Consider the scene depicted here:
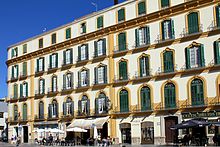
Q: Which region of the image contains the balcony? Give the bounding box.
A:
[10,76,18,82]
[34,114,45,121]
[61,60,73,70]
[47,65,58,73]
[61,85,74,94]
[133,70,153,83]
[133,41,150,51]
[155,65,177,78]
[113,74,130,86]
[77,110,90,118]
[180,24,203,38]
[19,95,28,101]
[47,114,59,121]
[92,52,106,62]
[207,59,220,70]
[8,96,19,103]
[19,72,27,80]
[181,98,208,110]
[19,115,31,123]
[8,117,18,124]
[113,44,129,57]
[111,106,131,115]
[132,104,153,114]
[76,81,90,90]
[60,114,74,121]
[35,68,44,77]
[47,87,59,97]
[180,64,206,75]
[76,56,89,65]
[155,33,175,44]
[35,90,45,99]
[155,101,179,112]
[207,20,220,31]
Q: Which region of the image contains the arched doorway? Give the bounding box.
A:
[120,123,131,144]
[141,121,154,144]
[165,116,178,143]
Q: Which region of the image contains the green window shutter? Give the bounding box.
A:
[14,84,18,99]
[138,1,146,15]
[78,100,82,115]
[198,82,204,104]
[94,67,97,84]
[82,24,86,33]
[52,77,54,91]
[26,83,28,97]
[39,102,44,118]
[63,74,66,89]
[16,65,19,78]
[48,104,52,118]
[94,41,98,57]
[52,33,56,44]
[86,44,89,60]
[145,26,150,44]
[66,28,71,39]
[78,46,81,61]
[86,99,90,115]
[63,50,66,65]
[43,79,45,94]
[118,33,126,51]
[95,98,98,114]
[188,12,199,34]
[36,59,39,72]
[11,49,14,58]
[70,72,74,88]
[42,58,45,71]
[119,61,127,80]
[161,21,165,40]
[23,62,27,76]
[70,102,74,115]
[104,65,107,83]
[23,104,27,120]
[63,102,67,116]
[23,44,27,54]
[164,51,174,73]
[214,41,220,64]
[39,39,43,48]
[135,29,139,47]
[161,0,169,8]
[139,57,143,77]
[87,69,90,86]
[20,84,23,97]
[12,66,14,78]
[171,85,176,107]
[171,20,175,39]
[164,86,169,108]
[70,49,73,64]
[97,16,103,28]
[199,44,205,67]
[56,53,58,67]
[118,9,125,22]
[103,38,106,55]
[185,47,190,69]
[78,71,81,87]
[120,90,128,112]
[216,6,220,27]
[49,55,52,69]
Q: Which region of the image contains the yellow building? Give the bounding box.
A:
[6,0,220,145]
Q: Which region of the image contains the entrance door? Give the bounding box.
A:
[98,122,108,139]
[165,116,178,143]
[23,126,28,143]
[120,123,131,144]
[141,121,154,144]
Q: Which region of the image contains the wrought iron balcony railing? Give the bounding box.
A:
[180,24,203,37]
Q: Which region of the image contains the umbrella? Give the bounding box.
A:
[48,128,64,133]
[66,127,87,132]
[170,119,210,130]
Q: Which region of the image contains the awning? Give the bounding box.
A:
[67,127,87,132]
[34,121,58,126]
[67,116,109,129]
[170,119,210,130]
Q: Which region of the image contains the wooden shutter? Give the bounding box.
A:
[56,53,58,67]
[70,102,74,115]
[94,67,97,84]
[23,104,27,120]
[70,49,73,64]
[16,65,19,78]
[48,104,52,118]
[95,98,98,114]
[39,102,44,118]
[161,21,165,40]
[20,84,23,97]
[78,46,81,61]
[26,83,28,97]
[23,44,27,54]
[12,66,14,78]
[66,28,71,39]
[42,58,45,71]
[199,44,205,67]
[161,0,169,8]
[214,41,220,64]
[138,1,146,15]
[118,33,126,51]
[86,44,89,60]
[23,62,27,76]
[70,72,73,88]
[49,55,52,69]
[94,41,97,57]
[135,29,139,47]
[216,6,220,27]
[14,84,18,99]
[104,65,107,83]
[118,9,125,22]
[97,16,103,28]
[171,20,175,39]
[78,100,82,115]
[63,74,66,90]
[86,99,90,115]
[42,79,45,94]
[63,50,66,65]
[185,48,190,69]
[145,26,150,45]
[11,49,14,58]
[87,69,90,86]
[103,38,106,55]
[139,57,143,77]
[36,59,39,72]
[63,102,67,116]
[188,12,199,34]
[78,71,81,87]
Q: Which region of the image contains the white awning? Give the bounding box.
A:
[67,116,109,129]
[66,127,87,132]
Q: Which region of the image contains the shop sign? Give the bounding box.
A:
[182,111,220,119]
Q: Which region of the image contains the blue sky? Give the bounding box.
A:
[0,0,125,98]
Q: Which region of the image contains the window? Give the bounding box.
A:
[51,33,56,44]
[161,0,170,9]
[23,104,27,120]
[140,86,151,110]
[39,79,45,94]
[63,49,73,65]
[97,16,103,29]
[94,65,107,84]
[14,105,18,121]
[187,12,199,34]
[79,69,89,87]
[63,98,74,116]
[12,65,19,79]
[119,61,128,80]
[78,95,90,115]
[11,47,18,58]
[118,8,125,22]
[22,62,27,76]
[20,82,28,98]
[164,83,176,108]
[191,79,204,106]
[139,56,149,77]
[39,38,43,49]
[161,20,175,40]
[23,44,27,54]
[78,44,88,61]
[63,72,73,90]
[94,39,106,57]
[214,40,220,64]
[66,28,71,39]
[118,32,126,51]
[120,89,129,112]
[185,44,205,69]
[95,93,108,114]
[13,84,18,99]
[36,57,45,72]
[138,1,146,16]
[49,53,58,69]
[39,101,44,119]
[135,26,150,47]
[163,50,174,73]
[216,5,220,27]
[80,23,86,34]
[52,76,57,92]
[48,100,58,118]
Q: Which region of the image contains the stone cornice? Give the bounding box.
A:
[6,0,216,66]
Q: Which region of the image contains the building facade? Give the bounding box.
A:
[6,0,220,145]
[0,99,8,141]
